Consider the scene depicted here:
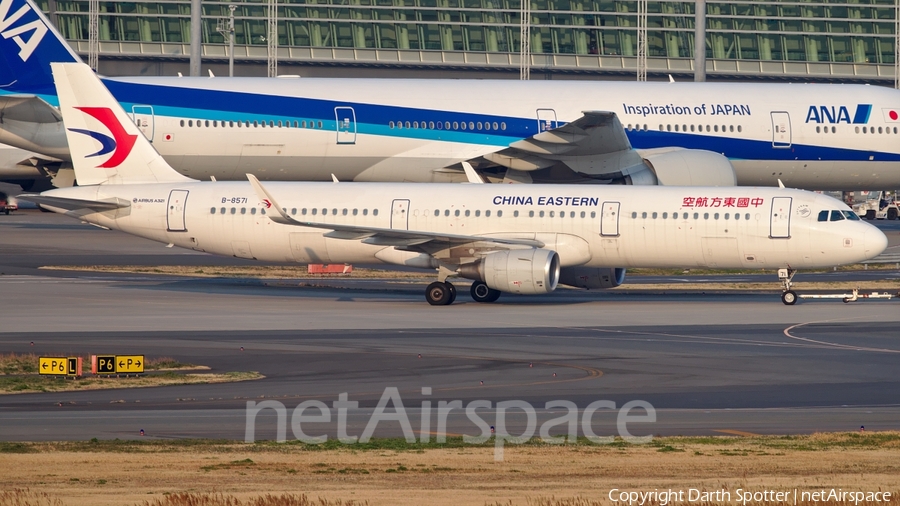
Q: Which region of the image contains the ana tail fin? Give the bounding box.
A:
[51,62,194,185]
[0,0,81,98]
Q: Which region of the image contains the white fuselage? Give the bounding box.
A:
[5,79,900,190]
[45,182,885,274]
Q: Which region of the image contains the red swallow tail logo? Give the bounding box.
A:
[262,199,273,209]
[67,107,138,168]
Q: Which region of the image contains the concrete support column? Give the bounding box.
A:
[190,0,202,76]
[694,0,707,82]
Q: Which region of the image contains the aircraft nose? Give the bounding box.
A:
[863,226,889,260]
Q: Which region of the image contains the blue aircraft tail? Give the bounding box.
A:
[0,0,82,98]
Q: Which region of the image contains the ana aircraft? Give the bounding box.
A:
[22,63,888,305]
[2,0,900,191]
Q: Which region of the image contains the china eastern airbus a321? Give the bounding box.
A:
[23,63,888,305]
[3,0,900,191]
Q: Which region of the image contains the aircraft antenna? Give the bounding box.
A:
[636,0,647,81]
[267,0,278,77]
[217,5,237,77]
[519,0,530,80]
[88,0,98,71]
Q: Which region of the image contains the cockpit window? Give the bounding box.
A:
[817,210,828,222]
[842,210,860,221]
[830,210,845,221]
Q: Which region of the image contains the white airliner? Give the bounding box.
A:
[2,0,900,191]
[22,63,888,306]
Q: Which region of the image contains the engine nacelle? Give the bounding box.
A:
[641,148,736,186]
[558,267,626,289]
[458,249,560,294]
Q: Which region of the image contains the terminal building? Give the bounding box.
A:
[36,0,900,82]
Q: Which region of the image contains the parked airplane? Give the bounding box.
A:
[22,63,888,305]
[3,0,900,191]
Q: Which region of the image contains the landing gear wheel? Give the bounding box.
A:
[426,281,453,306]
[781,290,797,306]
[470,281,501,303]
[446,282,457,304]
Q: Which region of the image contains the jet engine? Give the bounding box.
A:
[639,148,736,186]
[458,248,560,294]
[558,267,626,289]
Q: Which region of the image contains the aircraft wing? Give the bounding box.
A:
[0,95,62,123]
[18,194,130,212]
[247,174,544,249]
[482,111,632,171]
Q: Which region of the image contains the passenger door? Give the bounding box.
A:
[335,106,357,144]
[131,105,155,142]
[770,111,791,148]
[770,196,792,238]
[391,199,410,230]
[167,189,189,232]
[600,201,620,237]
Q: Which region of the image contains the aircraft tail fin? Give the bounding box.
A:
[51,62,194,185]
[0,0,81,98]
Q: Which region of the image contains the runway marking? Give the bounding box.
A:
[783,319,900,354]
[713,429,762,437]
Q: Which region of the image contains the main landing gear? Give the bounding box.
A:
[778,268,797,306]
[425,281,456,306]
[470,281,501,303]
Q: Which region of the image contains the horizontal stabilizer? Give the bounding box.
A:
[18,194,131,211]
[0,95,62,123]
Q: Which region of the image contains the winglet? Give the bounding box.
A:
[246,174,295,225]
[777,178,785,189]
[461,162,484,184]
[331,173,340,183]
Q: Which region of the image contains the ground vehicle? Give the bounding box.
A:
[853,191,900,220]
[0,192,15,215]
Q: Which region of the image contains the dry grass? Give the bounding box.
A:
[1,433,898,506]
[138,493,368,506]
[0,352,259,394]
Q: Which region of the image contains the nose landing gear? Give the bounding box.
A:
[778,268,797,305]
